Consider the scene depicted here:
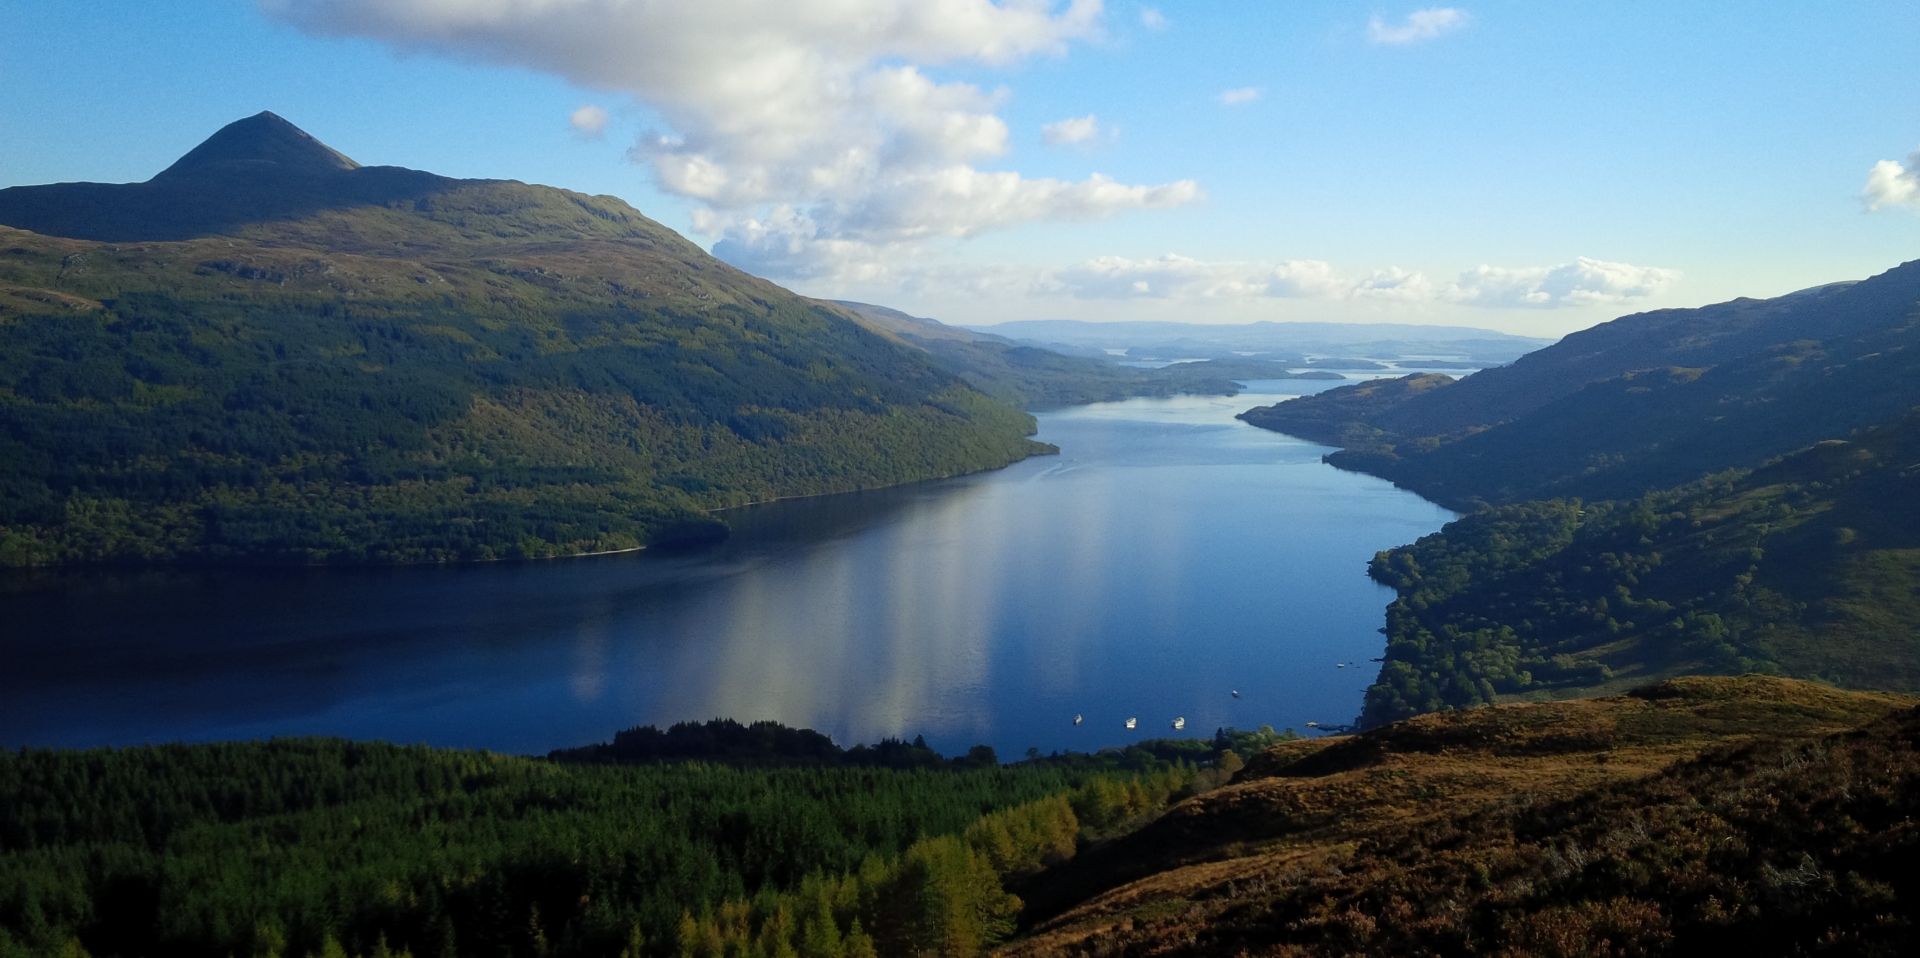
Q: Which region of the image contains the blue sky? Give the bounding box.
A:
[4,0,1918,335]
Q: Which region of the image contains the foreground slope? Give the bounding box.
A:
[0,114,1048,566]
[1004,676,1919,957]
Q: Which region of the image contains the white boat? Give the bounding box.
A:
[1072,714,1083,726]
[1124,717,1137,730]
[1305,721,1319,728]
[1230,690,1240,698]
[1172,716,1186,731]
[1336,663,1347,668]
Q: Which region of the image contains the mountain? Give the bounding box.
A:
[1239,263,1920,509]
[832,301,1340,408]
[0,112,455,243]
[0,114,1051,566]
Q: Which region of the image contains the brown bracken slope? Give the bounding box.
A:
[1002,676,1920,957]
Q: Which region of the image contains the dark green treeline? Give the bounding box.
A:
[0,736,1214,958]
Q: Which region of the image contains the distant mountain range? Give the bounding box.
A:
[0,113,1058,565]
[831,301,1343,409]
[965,318,1553,367]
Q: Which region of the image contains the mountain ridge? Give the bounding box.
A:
[1239,257,1920,509]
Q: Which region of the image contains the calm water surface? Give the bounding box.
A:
[2,380,1455,757]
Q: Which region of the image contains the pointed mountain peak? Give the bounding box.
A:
[152,112,361,181]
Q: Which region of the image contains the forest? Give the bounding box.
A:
[0,718,1292,958]
[1359,410,1920,726]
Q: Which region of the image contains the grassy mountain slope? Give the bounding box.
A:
[0,115,1050,566]
[1357,411,1920,726]
[1003,676,1919,957]
[1240,261,1920,508]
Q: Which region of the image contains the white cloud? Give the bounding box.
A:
[1351,267,1440,302]
[569,104,609,138]
[698,233,1679,311]
[1042,113,1100,145]
[839,169,1200,241]
[711,171,1200,279]
[1219,87,1259,105]
[1046,254,1344,299]
[1367,8,1467,45]
[1038,254,1675,307]
[1865,148,1920,211]
[1450,258,1681,308]
[1140,8,1168,30]
[261,0,1200,268]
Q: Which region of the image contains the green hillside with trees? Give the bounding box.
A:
[0,114,1052,567]
[1233,256,1920,725]
[1360,410,1920,727]
[0,721,1274,958]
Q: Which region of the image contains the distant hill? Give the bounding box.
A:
[1241,262,1920,509]
[0,114,1051,566]
[832,301,1340,408]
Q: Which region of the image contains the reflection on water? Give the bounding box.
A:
[1,381,1455,757]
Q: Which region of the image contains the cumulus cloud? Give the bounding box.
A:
[1219,87,1259,105]
[1042,113,1100,145]
[1865,148,1920,211]
[1450,258,1681,308]
[569,104,609,138]
[700,234,1679,309]
[1140,8,1168,30]
[1367,8,1467,45]
[1046,254,1345,299]
[711,171,1199,280]
[1039,254,1676,307]
[261,0,1201,276]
